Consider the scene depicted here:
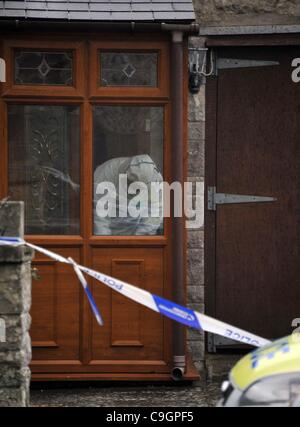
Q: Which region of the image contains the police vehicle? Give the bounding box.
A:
[218,334,300,407]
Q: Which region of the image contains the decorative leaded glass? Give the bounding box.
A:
[8,105,80,235]
[15,51,73,86]
[100,52,158,87]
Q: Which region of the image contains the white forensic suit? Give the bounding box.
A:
[94,155,163,235]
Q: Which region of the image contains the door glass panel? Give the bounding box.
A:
[8,105,80,235]
[15,51,73,86]
[100,52,158,87]
[93,106,164,236]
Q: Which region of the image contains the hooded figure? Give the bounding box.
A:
[94,154,163,236]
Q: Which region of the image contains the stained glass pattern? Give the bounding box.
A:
[15,51,73,86]
[100,52,158,87]
[8,105,80,235]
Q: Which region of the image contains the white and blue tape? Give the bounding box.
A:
[68,257,103,327]
[0,237,271,348]
[152,295,202,330]
[0,237,25,245]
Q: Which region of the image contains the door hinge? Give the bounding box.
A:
[208,186,277,211]
[212,54,279,76]
[207,333,249,353]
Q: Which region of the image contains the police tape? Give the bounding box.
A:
[0,237,271,348]
[68,257,103,327]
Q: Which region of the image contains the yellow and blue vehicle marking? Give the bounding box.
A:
[231,333,300,391]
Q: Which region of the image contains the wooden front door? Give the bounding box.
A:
[206,46,300,350]
[0,35,180,379]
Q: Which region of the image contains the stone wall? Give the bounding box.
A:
[193,0,300,27]
[0,202,33,407]
[187,37,206,375]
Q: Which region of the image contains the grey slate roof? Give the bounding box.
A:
[0,1,195,22]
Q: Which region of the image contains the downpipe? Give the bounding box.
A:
[171,356,186,381]
[171,30,186,380]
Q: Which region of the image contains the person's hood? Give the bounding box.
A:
[126,155,163,184]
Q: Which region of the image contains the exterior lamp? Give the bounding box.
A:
[188,47,213,94]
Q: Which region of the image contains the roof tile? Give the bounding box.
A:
[0,0,195,21]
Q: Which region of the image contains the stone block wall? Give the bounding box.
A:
[0,202,33,407]
[193,0,300,27]
[186,37,206,375]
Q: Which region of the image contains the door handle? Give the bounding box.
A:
[208,186,277,211]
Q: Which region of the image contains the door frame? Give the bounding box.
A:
[0,31,194,380]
